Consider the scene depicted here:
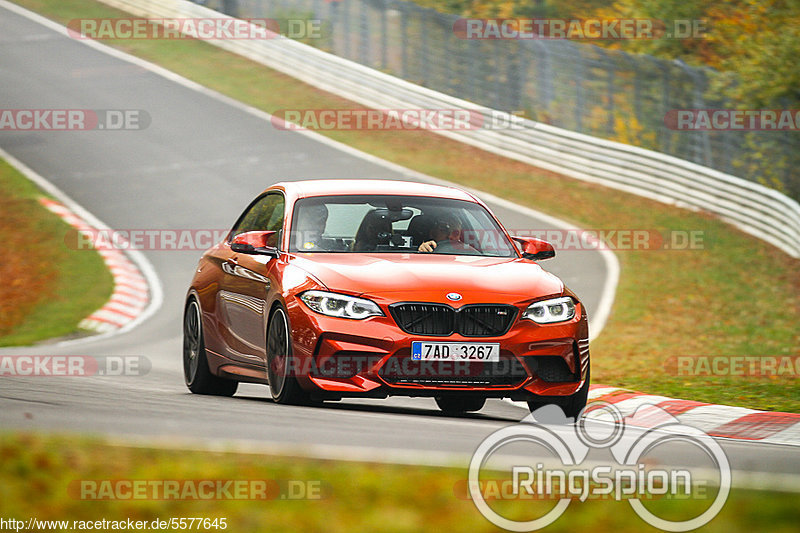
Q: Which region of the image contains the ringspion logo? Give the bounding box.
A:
[469,403,730,530]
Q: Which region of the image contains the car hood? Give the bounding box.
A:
[289,253,564,303]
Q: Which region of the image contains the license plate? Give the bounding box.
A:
[411,341,500,362]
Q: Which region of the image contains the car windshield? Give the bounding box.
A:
[289,194,517,257]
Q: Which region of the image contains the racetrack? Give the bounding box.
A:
[1,3,798,485]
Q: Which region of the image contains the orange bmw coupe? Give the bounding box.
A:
[183,180,590,417]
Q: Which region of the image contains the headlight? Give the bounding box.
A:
[523,297,576,324]
[299,290,384,320]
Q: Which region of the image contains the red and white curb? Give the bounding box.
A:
[39,197,149,333]
[586,385,800,446]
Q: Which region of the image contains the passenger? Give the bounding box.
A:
[353,210,392,251]
[294,203,328,251]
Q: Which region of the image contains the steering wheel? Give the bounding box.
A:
[433,239,479,254]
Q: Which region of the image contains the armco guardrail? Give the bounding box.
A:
[97,0,800,258]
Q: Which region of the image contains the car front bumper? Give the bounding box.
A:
[286,297,590,400]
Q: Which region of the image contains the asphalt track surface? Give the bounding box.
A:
[0,4,798,488]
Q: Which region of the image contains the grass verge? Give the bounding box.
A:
[11,0,800,411]
[0,433,797,533]
[0,158,113,346]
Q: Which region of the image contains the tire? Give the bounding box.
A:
[266,306,310,405]
[183,298,238,396]
[435,396,486,415]
[528,365,590,421]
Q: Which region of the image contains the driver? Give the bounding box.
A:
[294,203,328,251]
[418,213,476,253]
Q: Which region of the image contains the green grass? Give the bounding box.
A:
[0,158,113,346]
[0,433,797,533]
[11,0,800,411]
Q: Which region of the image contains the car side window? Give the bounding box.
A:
[229,193,285,246]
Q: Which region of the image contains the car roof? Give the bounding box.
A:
[266,179,479,203]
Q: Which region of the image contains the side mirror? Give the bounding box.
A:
[230,231,279,257]
[512,236,555,261]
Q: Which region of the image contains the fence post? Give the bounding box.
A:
[674,58,711,167]
[222,0,238,17]
[659,59,671,154]
[380,0,387,69]
[575,53,584,132]
[420,6,428,85]
[621,52,642,144]
[342,0,350,59]
[598,47,616,137]
[357,0,367,65]
[529,40,551,119]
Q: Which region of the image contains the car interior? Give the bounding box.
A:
[290,196,516,256]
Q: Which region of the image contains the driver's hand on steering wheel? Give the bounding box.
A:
[418,240,437,253]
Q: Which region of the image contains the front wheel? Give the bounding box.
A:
[183,298,238,396]
[435,396,486,415]
[266,306,310,405]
